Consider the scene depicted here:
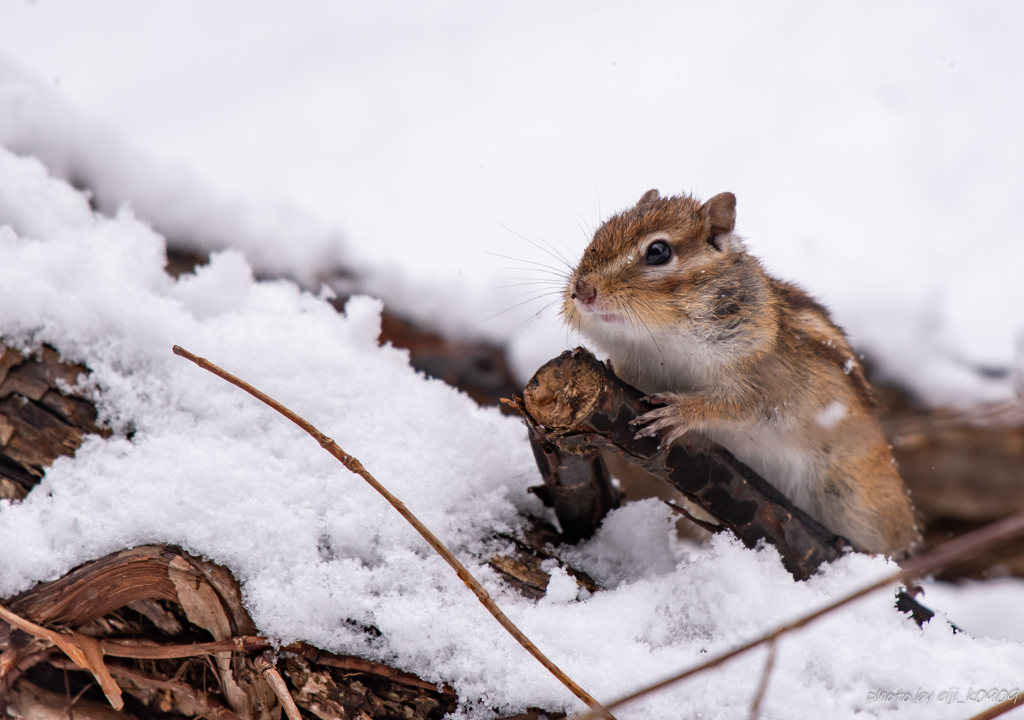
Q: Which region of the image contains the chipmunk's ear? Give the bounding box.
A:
[700,191,741,250]
[637,189,660,206]
[702,192,736,235]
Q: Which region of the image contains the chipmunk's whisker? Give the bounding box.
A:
[526,227,579,271]
[498,222,575,273]
[469,292,563,328]
[569,207,595,244]
[501,298,563,342]
[486,280,561,290]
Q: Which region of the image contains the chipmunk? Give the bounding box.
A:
[562,189,920,557]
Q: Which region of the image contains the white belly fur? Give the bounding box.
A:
[706,424,819,515]
[602,338,824,519]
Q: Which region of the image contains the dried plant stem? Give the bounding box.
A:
[98,637,271,659]
[0,602,123,709]
[96,637,454,695]
[0,603,89,670]
[748,639,777,720]
[171,345,611,718]
[255,654,303,720]
[577,508,1024,719]
[664,500,722,535]
[963,693,1024,720]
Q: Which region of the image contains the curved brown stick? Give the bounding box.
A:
[172,345,611,718]
[963,692,1024,720]
[576,507,1024,719]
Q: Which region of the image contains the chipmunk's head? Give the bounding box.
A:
[563,189,757,353]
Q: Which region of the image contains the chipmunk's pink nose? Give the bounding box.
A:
[572,282,597,305]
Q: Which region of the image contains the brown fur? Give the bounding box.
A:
[562,190,920,557]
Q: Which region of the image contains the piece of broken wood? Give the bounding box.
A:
[0,345,108,501]
[512,347,847,580]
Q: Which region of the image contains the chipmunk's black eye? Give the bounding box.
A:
[645,240,672,266]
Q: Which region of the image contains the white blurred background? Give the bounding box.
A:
[1,0,1022,402]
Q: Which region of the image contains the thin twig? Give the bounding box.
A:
[576,508,1024,719]
[99,637,271,659]
[664,500,723,534]
[286,642,458,695]
[0,602,124,709]
[748,640,777,720]
[72,631,123,710]
[172,345,611,718]
[255,653,303,720]
[94,636,457,695]
[63,662,75,720]
[962,692,1024,720]
[0,602,89,669]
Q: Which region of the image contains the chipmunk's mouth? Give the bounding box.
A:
[573,296,621,324]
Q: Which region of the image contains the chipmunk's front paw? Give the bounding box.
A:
[630,393,694,449]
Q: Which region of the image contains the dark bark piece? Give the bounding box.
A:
[376,309,519,409]
[882,402,1024,579]
[922,518,1024,581]
[125,599,184,636]
[0,347,89,400]
[0,347,25,389]
[39,391,105,436]
[0,345,108,498]
[8,546,183,626]
[517,348,847,580]
[885,403,1024,522]
[526,432,621,542]
[281,656,456,720]
[165,249,211,278]
[489,516,601,600]
[504,351,622,541]
[0,395,85,476]
[489,556,551,600]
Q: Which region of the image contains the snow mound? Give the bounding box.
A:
[0,56,347,287]
[1,147,1023,719]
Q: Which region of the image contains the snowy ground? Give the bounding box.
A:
[2,3,1024,718]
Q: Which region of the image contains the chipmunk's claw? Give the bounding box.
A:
[629,393,676,427]
[643,392,676,406]
[631,399,692,448]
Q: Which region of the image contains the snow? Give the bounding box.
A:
[0,58,347,288]
[920,578,1024,643]
[2,148,1024,719]
[1,2,1024,407]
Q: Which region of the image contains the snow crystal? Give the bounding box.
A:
[815,400,849,429]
